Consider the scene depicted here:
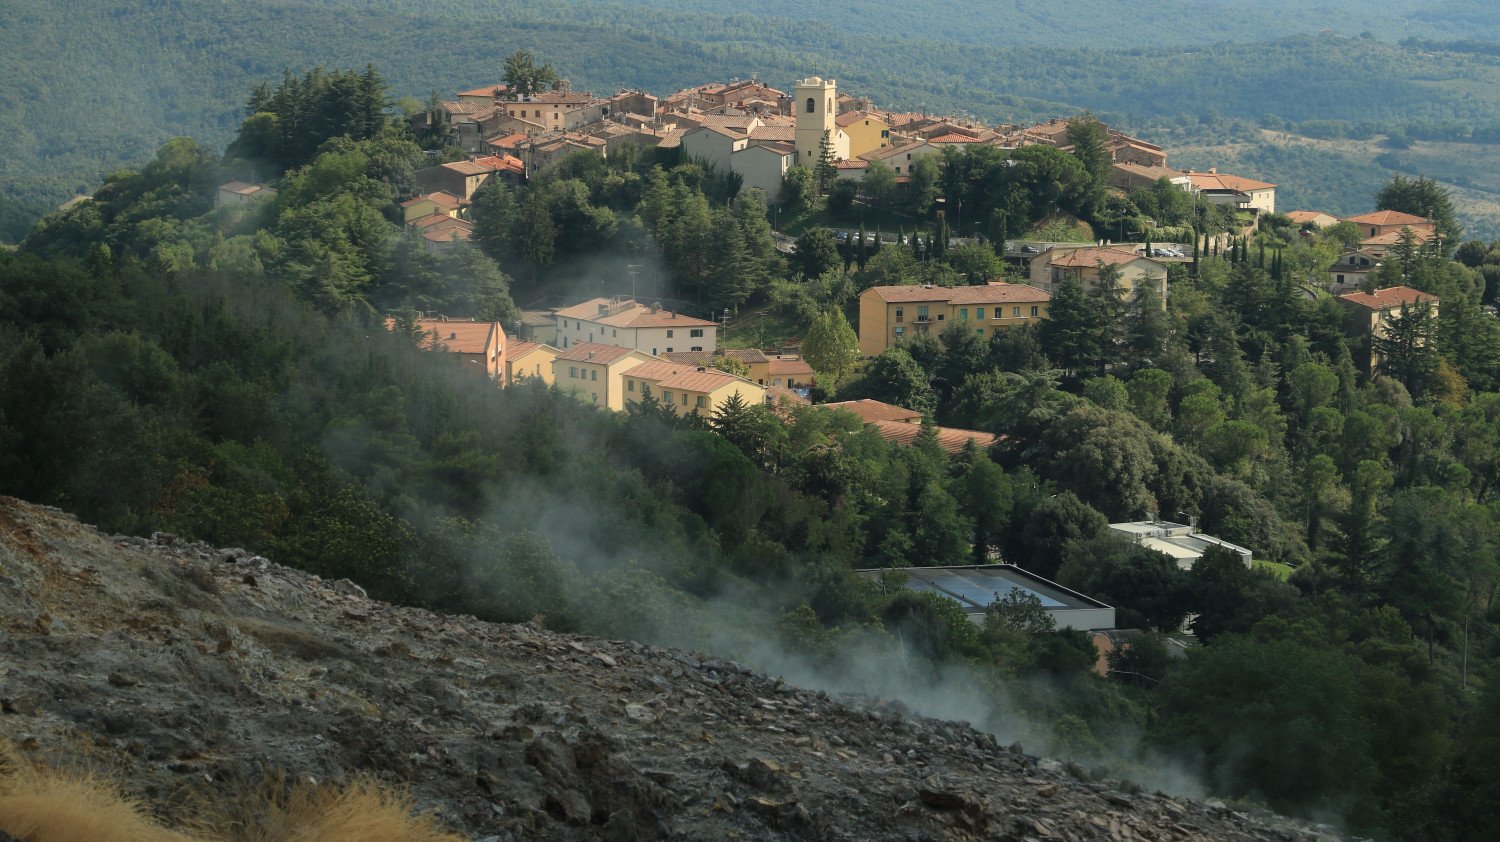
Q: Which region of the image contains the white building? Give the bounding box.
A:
[1108,519,1253,570]
[551,298,718,356]
[730,142,797,202]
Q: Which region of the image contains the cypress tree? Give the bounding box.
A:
[856,223,868,269]
[1144,230,1153,259]
[1191,226,1200,276]
[1258,239,1267,269]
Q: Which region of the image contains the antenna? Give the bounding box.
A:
[627,263,642,301]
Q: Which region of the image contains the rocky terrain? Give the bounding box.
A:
[0,497,1346,841]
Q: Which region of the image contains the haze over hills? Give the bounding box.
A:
[4,0,1500,238]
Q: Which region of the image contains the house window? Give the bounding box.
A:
[690,328,703,337]
[696,395,707,408]
[652,348,658,355]
[917,305,929,321]
[895,307,904,323]
[663,390,672,403]
[628,380,636,392]
[975,308,985,320]
[666,347,673,353]
[959,308,968,320]
[569,366,578,378]
[1013,306,1021,317]
[691,346,703,351]
[805,97,815,113]
[613,329,617,336]
[666,329,674,338]
[976,328,984,336]
[1337,274,1345,283]
[591,370,598,381]
[681,394,689,406]
[894,326,905,337]
[1030,306,1039,317]
[591,393,598,403]
[894,166,901,174]
[881,129,889,137]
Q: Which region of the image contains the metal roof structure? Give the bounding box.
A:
[859,565,1115,631]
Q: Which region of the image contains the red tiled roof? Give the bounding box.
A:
[835,110,885,128]
[459,84,509,98]
[656,369,754,393]
[1362,229,1433,247]
[401,191,466,210]
[1047,247,1154,269]
[1286,210,1336,224]
[768,356,814,376]
[622,360,689,381]
[663,349,770,366]
[1337,286,1438,310]
[928,133,981,143]
[821,399,922,423]
[410,320,500,355]
[738,141,797,157]
[766,385,811,405]
[218,180,267,195]
[422,227,471,243]
[409,212,470,230]
[470,154,525,174]
[868,420,1000,454]
[554,342,643,365]
[1188,172,1276,192]
[748,125,796,142]
[833,159,870,169]
[863,282,1052,304]
[506,341,554,361]
[1344,210,1430,226]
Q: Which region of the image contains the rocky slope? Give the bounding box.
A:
[0,497,1345,841]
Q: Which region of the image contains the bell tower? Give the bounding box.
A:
[794,76,838,166]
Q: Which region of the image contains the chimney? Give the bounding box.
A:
[587,351,594,360]
[449,332,457,340]
[671,311,677,319]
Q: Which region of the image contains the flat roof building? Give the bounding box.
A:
[860,565,1116,631]
[1108,520,1252,570]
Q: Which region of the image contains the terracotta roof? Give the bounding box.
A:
[218,180,266,195]
[1286,210,1336,225]
[662,349,770,366]
[507,341,555,361]
[470,154,525,174]
[1362,229,1432,247]
[1338,286,1438,310]
[1344,210,1430,226]
[554,342,642,365]
[1188,172,1276,192]
[410,320,500,355]
[766,385,811,405]
[835,110,885,128]
[868,419,1000,454]
[862,141,928,161]
[821,399,923,423]
[863,282,1053,304]
[554,298,718,328]
[740,141,796,156]
[1112,162,1179,181]
[409,212,470,230]
[459,84,508,98]
[401,191,466,210]
[486,132,530,149]
[656,368,754,393]
[1047,247,1155,269]
[768,356,814,376]
[622,360,689,381]
[443,160,494,176]
[422,227,471,243]
[514,91,598,105]
[833,159,870,169]
[747,125,796,142]
[928,133,981,143]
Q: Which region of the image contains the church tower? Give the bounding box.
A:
[794,76,839,166]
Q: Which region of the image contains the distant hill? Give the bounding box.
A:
[4,0,1500,238]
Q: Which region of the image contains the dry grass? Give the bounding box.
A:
[0,745,462,842]
[0,744,196,842]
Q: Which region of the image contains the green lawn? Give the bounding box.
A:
[722,305,806,352]
[1253,559,1295,580]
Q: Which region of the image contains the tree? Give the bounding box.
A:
[850,347,936,416]
[826,178,858,213]
[780,166,813,215]
[1038,277,1097,377]
[1372,302,1439,399]
[1056,535,1191,631]
[862,161,899,214]
[1064,114,1110,214]
[814,130,838,196]
[792,228,840,280]
[1008,491,1108,579]
[501,49,559,98]
[1377,174,1461,240]
[944,242,1003,284]
[905,156,941,217]
[802,309,859,385]
[951,448,1012,564]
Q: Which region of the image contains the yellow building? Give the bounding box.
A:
[552,342,657,410]
[1031,246,1168,310]
[836,110,891,159]
[399,191,467,223]
[857,283,1053,356]
[621,360,767,415]
[504,341,559,386]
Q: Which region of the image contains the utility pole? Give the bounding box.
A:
[627,264,641,301]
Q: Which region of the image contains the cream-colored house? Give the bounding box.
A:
[857,283,1053,356]
[1328,250,1383,288]
[552,298,718,356]
[623,363,767,416]
[1030,246,1168,309]
[1286,210,1339,229]
[504,341,559,386]
[552,342,657,410]
[859,139,938,176]
[1187,171,1276,215]
[399,191,467,223]
[1343,210,1436,240]
[730,142,797,202]
[216,181,276,208]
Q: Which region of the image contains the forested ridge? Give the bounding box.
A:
[7,0,1500,238]
[4,66,1500,839]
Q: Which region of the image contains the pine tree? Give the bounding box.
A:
[1372,302,1440,398]
[814,130,838,196]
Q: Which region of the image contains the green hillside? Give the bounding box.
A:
[5,0,1500,239]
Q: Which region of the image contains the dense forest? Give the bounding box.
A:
[5,66,1500,840]
[7,0,1500,239]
